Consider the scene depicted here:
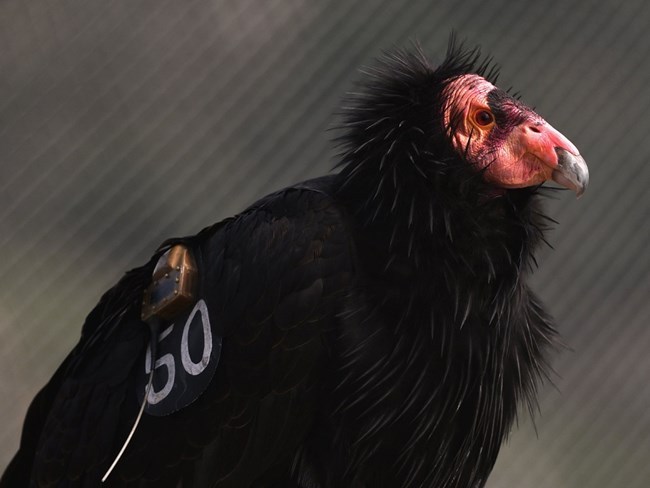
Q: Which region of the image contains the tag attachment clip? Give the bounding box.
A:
[141,244,197,321]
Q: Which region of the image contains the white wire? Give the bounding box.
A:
[101,323,158,483]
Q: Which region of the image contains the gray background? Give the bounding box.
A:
[1,0,649,486]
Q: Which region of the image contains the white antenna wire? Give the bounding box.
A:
[102,319,159,483]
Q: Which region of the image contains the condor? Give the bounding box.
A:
[2,40,588,488]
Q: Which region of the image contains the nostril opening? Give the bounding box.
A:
[529,125,541,134]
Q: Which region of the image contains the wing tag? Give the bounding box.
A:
[136,297,222,416]
[136,245,222,416]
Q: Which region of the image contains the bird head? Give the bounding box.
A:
[442,74,588,196]
[337,40,589,203]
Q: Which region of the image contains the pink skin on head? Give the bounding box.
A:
[442,74,582,190]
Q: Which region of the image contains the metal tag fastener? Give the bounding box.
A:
[142,244,197,321]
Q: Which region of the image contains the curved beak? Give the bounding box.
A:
[522,121,589,197]
[552,148,589,198]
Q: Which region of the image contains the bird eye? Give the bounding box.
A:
[474,110,494,127]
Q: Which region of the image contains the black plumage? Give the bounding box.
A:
[2,40,583,488]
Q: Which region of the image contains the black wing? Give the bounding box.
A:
[2,178,354,488]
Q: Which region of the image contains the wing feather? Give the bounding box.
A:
[3,179,352,488]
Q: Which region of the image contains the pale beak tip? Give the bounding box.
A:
[553,148,589,198]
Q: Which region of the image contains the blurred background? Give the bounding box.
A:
[1,0,649,486]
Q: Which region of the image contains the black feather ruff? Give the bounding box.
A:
[322,40,561,487]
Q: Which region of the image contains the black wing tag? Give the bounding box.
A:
[135,298,222,416]
[136,246,222,416]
